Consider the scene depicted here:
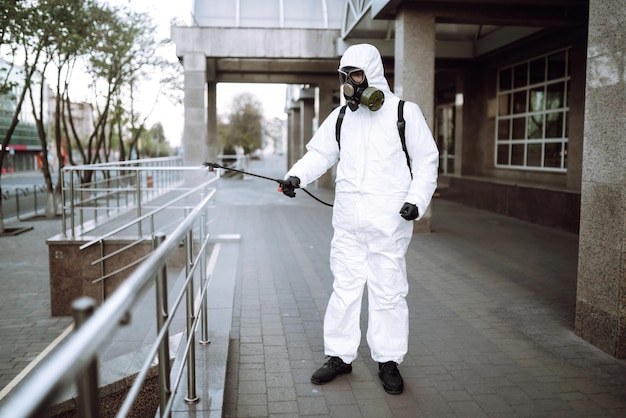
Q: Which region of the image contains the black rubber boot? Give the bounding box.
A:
[311,356,352,384]
[378,361,404,394]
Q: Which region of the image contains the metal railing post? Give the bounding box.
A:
[70,170,76,239]
[154,233,171,417]
[184,228,199,404]
[72,297,100,418]
[200,210,210,345]
[61,171,67,237]
[136,170,143,237]
[15,189,22,221]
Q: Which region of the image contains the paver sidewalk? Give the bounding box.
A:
[214,155,626,417]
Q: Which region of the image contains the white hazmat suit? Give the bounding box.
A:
[286,44,439,365]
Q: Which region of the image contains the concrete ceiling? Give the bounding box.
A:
[341,0,589,59]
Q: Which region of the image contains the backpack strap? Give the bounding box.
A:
[335,105,348,150]
[397,100,413,179]
[335,101,412,179]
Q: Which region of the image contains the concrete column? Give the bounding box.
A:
[207,81,218,164]
[575,0,626,358]
[182,53,207,167]
[299,95,315,159]
[288,107,301,168]
[317,80,339,189]
[395,7,436,233]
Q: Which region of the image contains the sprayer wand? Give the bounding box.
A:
[203,161,333,207]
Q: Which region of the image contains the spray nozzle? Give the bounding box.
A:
[202,161,221,172]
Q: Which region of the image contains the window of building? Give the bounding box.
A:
[495,48,570,172]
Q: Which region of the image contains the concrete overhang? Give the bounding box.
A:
[172,27,342,59]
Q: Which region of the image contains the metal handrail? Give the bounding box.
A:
[61,157,188,239]
[0,175,219,418]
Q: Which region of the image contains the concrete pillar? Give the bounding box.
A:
[207,81,218,164]
[299,91,315,160]
[395,7,436,233]
[575,0,626,358]
[182,53,208,167]
[288,107,301,168]
[317,80,339,189]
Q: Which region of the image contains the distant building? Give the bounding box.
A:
[0,58,47,173]
[46,89,94,166]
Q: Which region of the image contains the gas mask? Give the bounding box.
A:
[339,66,385,112]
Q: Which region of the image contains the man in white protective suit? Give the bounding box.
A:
[281,44,439,395]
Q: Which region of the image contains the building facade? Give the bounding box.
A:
[0,58,46,173]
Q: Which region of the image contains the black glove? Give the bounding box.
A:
[281,176,300,198]
[399,202,419,220]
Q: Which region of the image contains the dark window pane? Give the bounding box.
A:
[511,144,524,165]
[564,142,568,169]
[529,58,545,84]
[527,115,544,139]
[527,143,542,166]
[547,51,566,80]
[436,87,456,105]
[497,144,509,165]
[544,142,563,167]
[498,119,510,140]
[547,82,565,109]
[513,63,528,88]
[499,68,512,90]
[529,86,545,111]
[498,94,511,116]
[513,91,527,114]
[512,117,526,139]
[546,112,564,138]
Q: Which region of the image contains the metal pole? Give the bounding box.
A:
[33,184,38,216]
[154,233,171,417]
[200,211,210,345]
[136,170,142,237]
[15,189,22,221]
[70,170,76,239]
[61,171,67,237]
[72,297,100,418]
[184,229,199,404]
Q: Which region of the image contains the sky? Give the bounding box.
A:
[113,0,288,148]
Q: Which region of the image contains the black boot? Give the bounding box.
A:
[378,361,404,394]
[311,356,352,384]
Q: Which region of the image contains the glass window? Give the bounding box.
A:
[499,68,512,90]
[545,112,564,138]
[526,143,542,167]
[513,91,527,113]
[498,119,510,140]
[498,94,511,116]
[495,48,570,172]
[529,58,545,85]
[512,117,526,139]
[497,144,509,165]
[548,51,567,80]
[544,142,563,168]
[547,82,565,109]
[511,144,525,165]
[529,86,545,112]
[513,63,528,88]
[527,115,544,139]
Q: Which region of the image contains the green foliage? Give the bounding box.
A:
[219,92,263,155]
[139,122,170,157]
